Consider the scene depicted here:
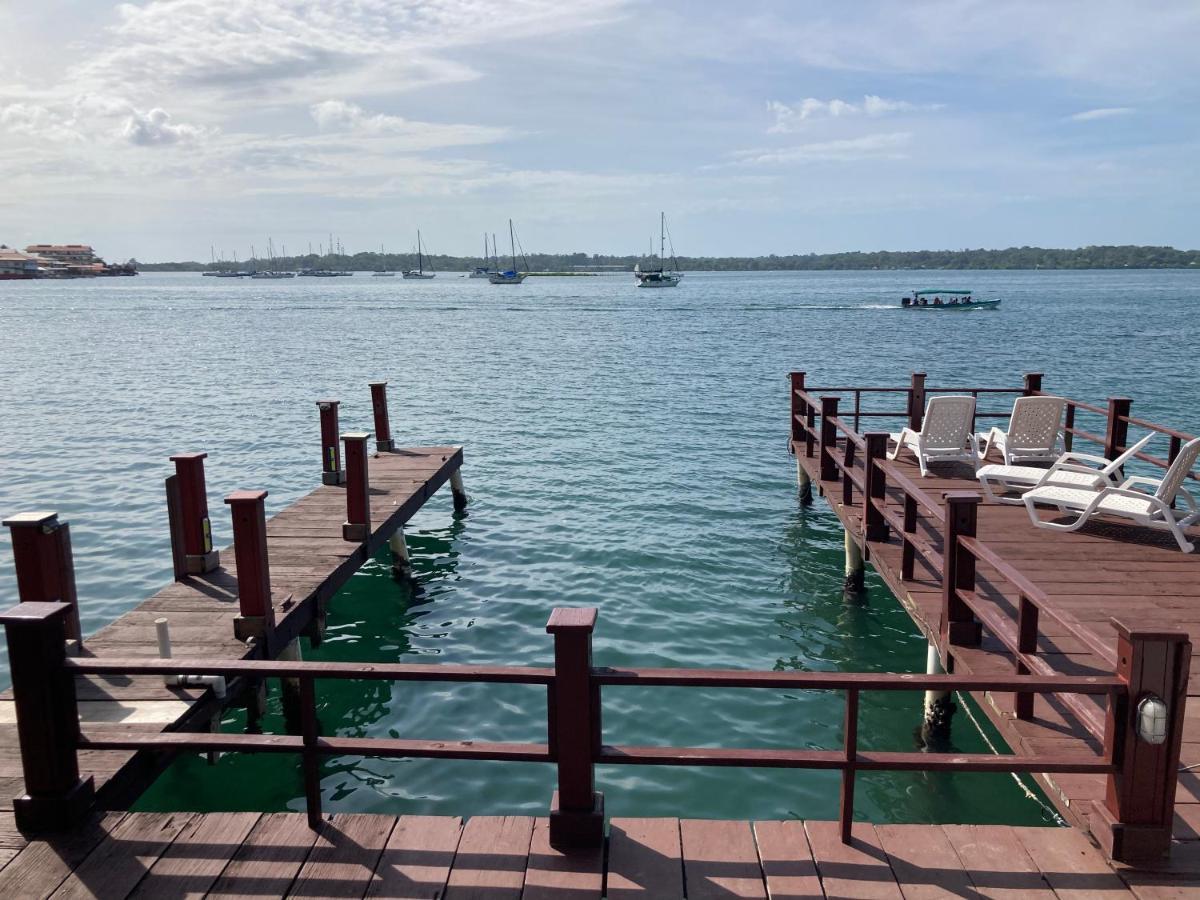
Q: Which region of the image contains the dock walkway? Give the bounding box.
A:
[0,811,1153,898]
[0,444,463,814]
[789,372,1200,861]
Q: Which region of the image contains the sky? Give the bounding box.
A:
[1,0,1198,261]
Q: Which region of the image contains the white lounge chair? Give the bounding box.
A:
[1022,437,1200,552]
[889,396,980,477]
[977,395,1065,464]
[977,434,1155,504]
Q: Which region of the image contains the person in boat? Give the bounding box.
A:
[933,296,943,305]
[902,297,911,307]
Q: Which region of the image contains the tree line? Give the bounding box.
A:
[139,244,1200,272]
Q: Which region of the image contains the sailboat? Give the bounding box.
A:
[402,230,436,279]
[469,233,495,278]
[488,220,527,285]
[634,212,683,288]
[373,243,395,276]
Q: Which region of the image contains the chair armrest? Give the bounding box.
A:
[1117,476,1161,492]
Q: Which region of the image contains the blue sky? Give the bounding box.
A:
[1,0,1198,261]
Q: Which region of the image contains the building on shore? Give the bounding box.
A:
[0,246,39,279]
[20,243,137,277]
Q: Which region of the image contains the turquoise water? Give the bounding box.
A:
[2,270,1197,825]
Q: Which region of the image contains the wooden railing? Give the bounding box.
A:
[0,600,1187,861]
[788,370,1195,860]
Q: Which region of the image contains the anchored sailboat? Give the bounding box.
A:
[373,243,395,276]
[634,212,682,288]
[488,220,527,285]
[469,233,496,278]
[403,230,436,279]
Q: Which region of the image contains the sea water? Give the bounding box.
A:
[1,269,1196,825]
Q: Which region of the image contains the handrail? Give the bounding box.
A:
[66,657,556,683]
[876,459,945,524]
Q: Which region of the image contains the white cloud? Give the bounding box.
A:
[1069,107,1135,122]
[731,132,913,166]
[122,107,205,145]
[309,99,510,147]
[767,95,937,132]
[0,103,82,142]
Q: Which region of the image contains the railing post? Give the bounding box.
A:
[939,493,982,647]
[908,372,927,430]
[3,512,83,649]
[341,433,372,542]
[1023,372,1044,395]
[901,495,917,581]
[224,490,276,645]
[1104,397,1132,465]
[1014,595,1040,720]
[316,400,345,485]
[862,433,890,542]
[0,602,94,830]
[368,382,394,453]
[819,396,840,482]
[789,372,805,449]
[168,453,219,574]
[546,607,603,848]
[1096,621,1190,862]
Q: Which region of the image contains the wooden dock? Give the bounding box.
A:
[1,418,463,813]
[789,371,1200,870]
[0,811,1157,898]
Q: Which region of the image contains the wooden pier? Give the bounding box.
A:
[789,371,1200,872]
[0,811,1152,898]
[0,375,1198,895]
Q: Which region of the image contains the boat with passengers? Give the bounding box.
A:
[901,289,1000,310]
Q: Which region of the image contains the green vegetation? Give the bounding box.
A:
[140,244,1200,272]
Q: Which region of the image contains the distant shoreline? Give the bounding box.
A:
[139,244,1200,272]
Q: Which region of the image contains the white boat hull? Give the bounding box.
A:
[636,273,682,288]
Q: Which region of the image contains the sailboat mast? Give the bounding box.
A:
[508,219,516,271]
[660,212,665,265]
[417,229,423,273]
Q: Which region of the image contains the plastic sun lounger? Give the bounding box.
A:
[976,395,1066,464]
[1022,437,1200,552]
[976,433,1155,504]
[889,395,979,477]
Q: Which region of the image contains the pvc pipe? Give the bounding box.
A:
[155,616,227,697]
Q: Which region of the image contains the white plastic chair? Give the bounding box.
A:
[977,434,1154,504]
[888,396,980,477]
[977,396,1065,464]
[1023,437,1200,552]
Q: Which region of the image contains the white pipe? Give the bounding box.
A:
[155,617,227,698]
[924,643,949,711]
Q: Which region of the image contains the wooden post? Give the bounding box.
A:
[862,433,890,541]
[839,688,859,844]
[908,372,927,430]
[165,476,187,582]
[1014,595,1040,720]
[169,453,219,574]
[546,607,603,848]
[1105,397,1132,465]
[1096,621,1191,862]
[316,400,344,485]
[819,396,840,482]
[341,432,372,542]
[939,493,982,647]
[900,494,917,581]
[369,382,394,452]
[1023,372,1044,395]
[389,530,412,582]
[789,372,805,449]
[224,490,275,644]
[3,511,83,649]
[449,470,468,513]
[0,602,94,830]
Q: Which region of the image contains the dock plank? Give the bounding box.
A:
[286,813,394,898]
[752,821,821,900]
[443,815,534,900]
[366,814,462,900]
[606,818,683,900]
[520,818,603,899]
[940,824,1055,898]
[50,811,194,900]
[680,819,767,899]
[874,823,976,899]
[206,811,321,898]
[128,811,259,899]
[804,820,902,900]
